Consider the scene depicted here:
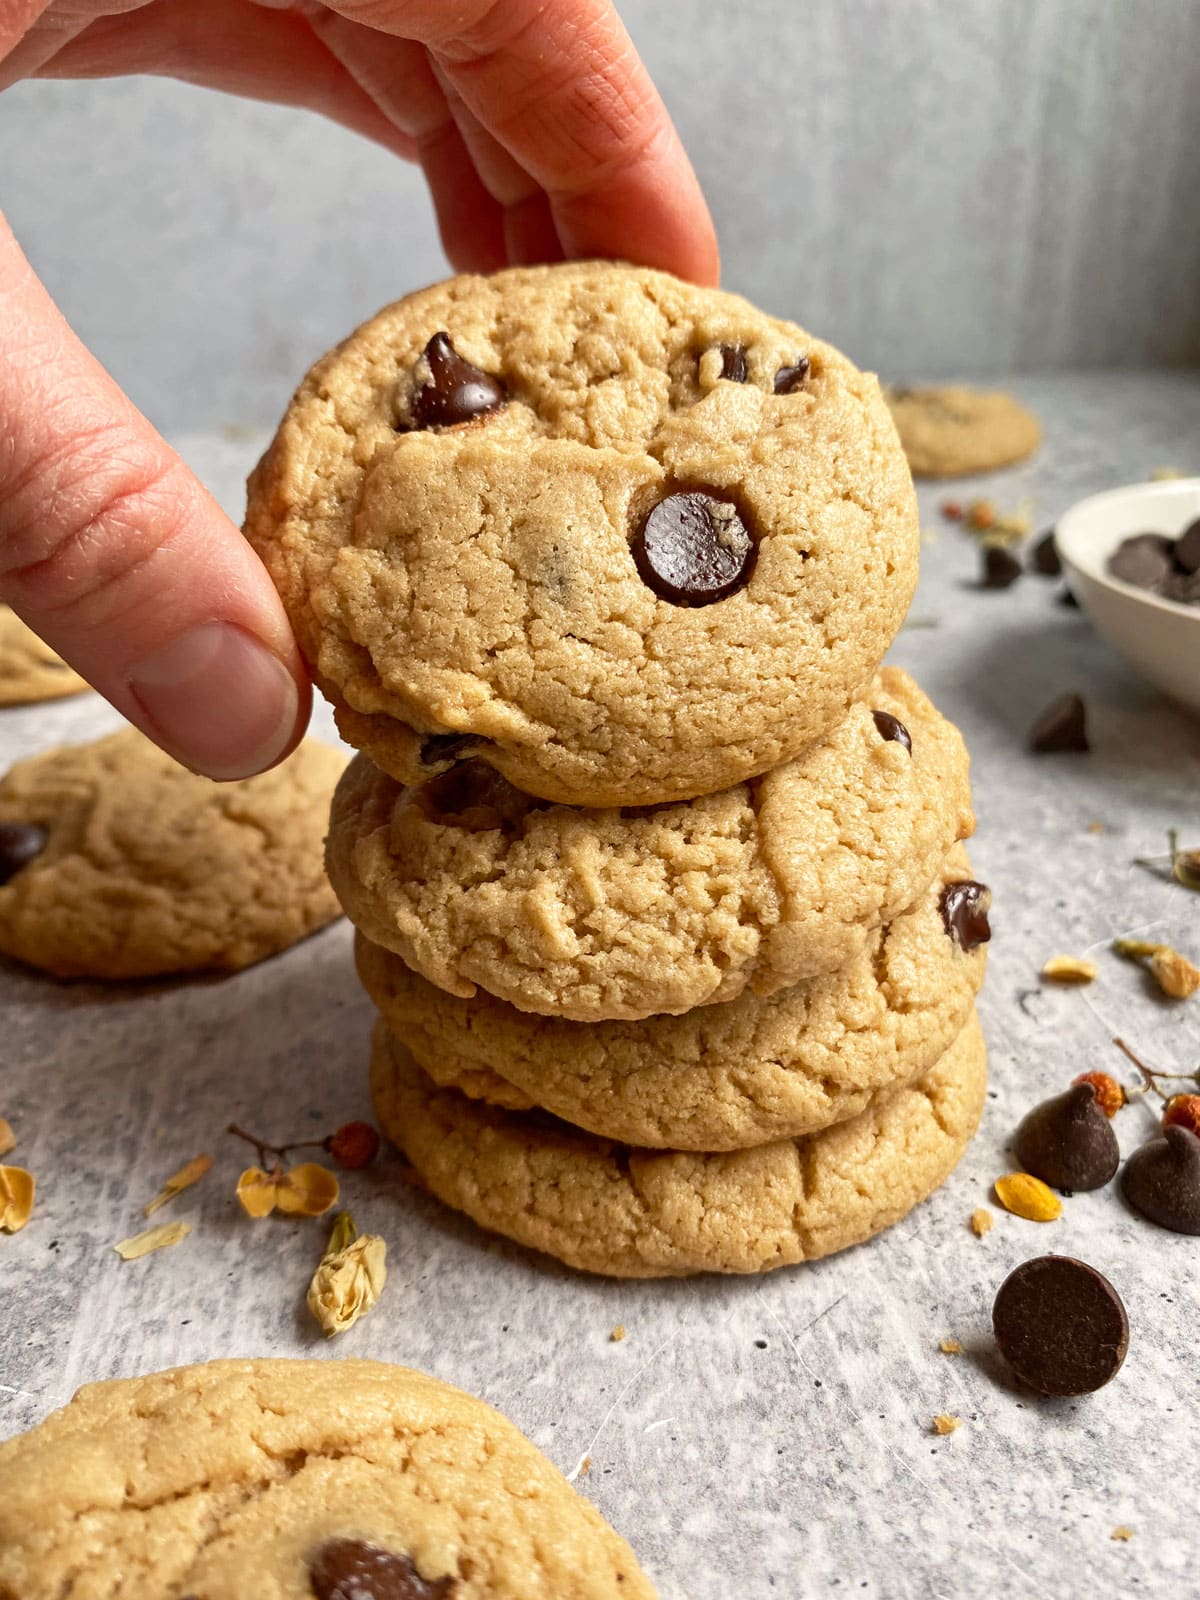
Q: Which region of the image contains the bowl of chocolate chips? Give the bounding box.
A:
[1055,478,1200,716]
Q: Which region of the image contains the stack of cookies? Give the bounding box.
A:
[246,263,990,1279]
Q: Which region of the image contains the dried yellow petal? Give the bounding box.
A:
[939,1338,963,1355]
[0,1166,35,1233]
[144,1153,213,1217]
[1149,947,1200,1000]
[307,1213,387,1336]
[932,1414,961,1435]
[994,1172,1063,1222]
[610,1325,626,1343]
[1113,938,1165,960]
[0,1119,15,1158]
[1111,1526,1134,1542]
[1041,955,1097,984]
[236,1165,281,1219]
[113,1220,191,1260]
[275,1162,340,1218]
[970,1208,994,1238]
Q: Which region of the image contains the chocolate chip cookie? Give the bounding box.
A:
[245,262,918,806]
[0,1358,654,1599]
[0,605,88,705]
[885,385,1041,477]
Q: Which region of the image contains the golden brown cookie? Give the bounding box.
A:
[0,1359,654,1599]
[371,1009,987,1278]
[245,261,918,806]
[0,605,88,705]
[885,385,1040,477]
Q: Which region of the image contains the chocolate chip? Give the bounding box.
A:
[1121,1125,1200,1235]
[1108,532,1175,591]
[632,490,755,606]
[717,343,748,382]
[981,545,1023,590]
[1030,529,1062,576]
[1013,1083,1120,1193]
[310,1539,453,1600]
[1056,585,1080,609]
[1175,517,1200,574]
[1029,692,1089,753]
[992,1255,1128,1396]
[939,880,992,951]
[871,710,912,753]
[418,732,478,769]
[1161,566,1200,606]
[415,759,537,831]
[0,822,47,886]
[409,332,506,429]
[773,356,810,394]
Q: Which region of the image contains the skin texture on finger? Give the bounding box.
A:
[0,215,311,778]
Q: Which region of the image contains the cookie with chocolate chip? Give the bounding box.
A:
[0,1359,654,1599]
[0,605,88,706]
[246,261,918,806]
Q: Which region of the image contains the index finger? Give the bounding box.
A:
[329,0,720,284]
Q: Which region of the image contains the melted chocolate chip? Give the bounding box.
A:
[1121,1125,1200,1235]
[415,759,537,832]
[1012,1083,1120,1192]
[0,822,47,886]
[871,710,912,753]
[939,880,991,951]
[1176,517,1200,574]
[981,545,1023,590]
[1030,529,1062,576]
[310,1539,453,1600]
[992,1255,1128,1396]
[773,356,811,394]
[632,490,755,606]
[417,732,479,769]
[1108,532,1175,591]
[718,343,748,382]
[1029,692,1089,753]
[409,333,506,429]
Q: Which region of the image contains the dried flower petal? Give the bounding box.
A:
[144,1153,213,1217]
[307,1212,387,1336]
[1113,938,1165,960]
[939,1338,963,1355]
[113,1220,191,1260]
[1111,1526,1134,1542]
[1149,947,1200,1000]
[236,1165,282,1219]
[1041,955,1097,984]
[1170,831,1200,891]
[275,1162,340,1218]
[0,1118,15,1158]
[970,1208,994,1238]
[994,1172,1063,1222]
[610,1325,627,1343]
[0,1166,35,1233]
[932,1414,961,1435]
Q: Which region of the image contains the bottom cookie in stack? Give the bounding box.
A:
[371,1008,987,1279]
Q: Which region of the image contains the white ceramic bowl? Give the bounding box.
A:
[1055,478,1200,717]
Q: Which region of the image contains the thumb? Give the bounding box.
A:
[0,213,309,778]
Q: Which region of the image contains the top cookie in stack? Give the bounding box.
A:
[244,262,918,808]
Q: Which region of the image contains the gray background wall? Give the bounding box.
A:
[2,0,1198,436]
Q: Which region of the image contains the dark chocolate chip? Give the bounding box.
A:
[1121,1124,1200,1235]
[632,490,755,606]
[1175,516,1200,574]
[415,759,537,832]
[981,545,1023,590]
[1108,532,1175,591]
[0,822,47,886]
[773,356,810,394]
[939,880,992,951]
[418,732,478,769]
[1029,692,1089,753]
[992,1255,1128,1396]
[310,1539,453,1600]
[717,343,748,383]
[1056,585,1080,609]
[871,710,912,753]
[1161,567,1200,606]
[409,333,506,429]
[1030,529,1062,576]
[1012,1083,1120,1192]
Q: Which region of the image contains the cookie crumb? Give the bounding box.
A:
[1111,1526,1134,1542]
[610,1325,626,1342]
[931,1414,961,1435]
[1087,821,1106,834]
[970,1207,994,1238]
[939,1337,963,1355]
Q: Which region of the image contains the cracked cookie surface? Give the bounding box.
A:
[0,729,346,978]
[0,1358,654,1600]
[245,261,918,807]
[327,667,972,1021]
[370,1009,987,1278]
[885,385,1040,477]
[0,606,88,705]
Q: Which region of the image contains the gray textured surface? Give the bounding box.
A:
[2,0,1200,436]
[2,373,1200,1598]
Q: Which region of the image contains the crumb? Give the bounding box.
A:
[610,1324,626,1342]
[939,1337,963,1355]
[578,1455,592,1476]
[932,1414,961,1435]
[1087,821,1106,834]
[970,1208,994,1238]
[1111,1526,1134,1542]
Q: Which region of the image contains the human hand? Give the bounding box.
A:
[1,1,718,778]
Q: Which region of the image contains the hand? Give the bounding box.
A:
[0,1,718,778]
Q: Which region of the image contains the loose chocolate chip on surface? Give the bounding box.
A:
[1013,1083,1120,1193]
[718,343,748,382]
[1175,516,1200,574]
[871,710,912,753]
[1108,532,1175,591]
[632,490,755,606]
[1029,692,1089,753]
[0,822,47,886]
[418,732,479,769]
[773,356,811,394]
[939,880,992,951]
[1030,529,1062,576]
[981,545,1023,589]
[310,1540,453,1600]
[1121,1125,1200,1235]
[992,1255,1128,1396]
[409,332,506,429]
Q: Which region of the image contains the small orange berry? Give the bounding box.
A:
[940,500,965,522]
[1163,1095,1200,1139]
[326,1121,381,1170]
[1071,1071,1126,1119]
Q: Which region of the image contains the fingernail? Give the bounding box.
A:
[128,621,299,780]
